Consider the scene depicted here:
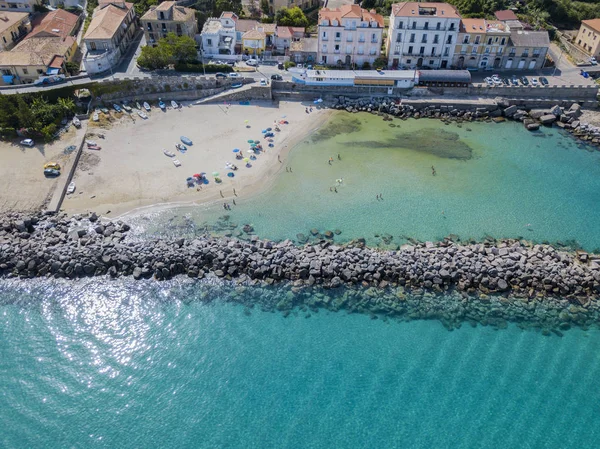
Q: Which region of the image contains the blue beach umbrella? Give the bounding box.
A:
[227,172,235,178]
[233,148,240,153]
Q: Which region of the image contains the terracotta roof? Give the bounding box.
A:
[236,19,258,33]
[0,36,74,67]
[276,26,292,39]
[84,2,133,40]
[494,10,518,21]
[256,23,276,33]
[28,10,79,40]
[0,12,29,36]
[156,1,175,11]
[319,4,384,27]
[48,55,64,68]
[391,2,460,20]
[141,3,195,22]
[243,29,265,40]
[220,11,237,20]
[460,18,486,33]
[582,19,600,33]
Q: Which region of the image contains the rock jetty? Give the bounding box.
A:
[1,213,599,306]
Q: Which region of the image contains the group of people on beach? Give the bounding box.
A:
[328,153,342,165]
[305,107,314,114]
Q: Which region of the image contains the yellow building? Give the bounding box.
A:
[454,19,510,70]
[0,12,31,51]
[141,1,197,46]
[242,29,265,56]
[575,19,600,58]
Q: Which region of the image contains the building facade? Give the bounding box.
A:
[317,4,384,67]
[0,0,40,13]
[201,12,237,56]
[575,19,600,58]
[241,29,265,56]
[82,0,136,75]
[453,19,510,70]
[503,30,549,70]
[386,2,460,69]
[0,11,30,51]
[141,1,197,46]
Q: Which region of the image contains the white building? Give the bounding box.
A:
[201,11,237,56]
[292,69,417,88]
[0,0,40,13]
[317,4,384,67]
[386,2,460,69]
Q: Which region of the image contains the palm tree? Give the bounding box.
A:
[57,97,76,115]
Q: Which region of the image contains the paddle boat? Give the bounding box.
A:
[143,102,151,111]
[137,110,148,119]
[180,136,193,146]
[175,143,187,152]
[72,117,81,128]
[159,100,166,111]
[113,104,122,112]
[67,182,76,195]
[163,149,175,157]
[173,159,181,167]
[171,100,179,109]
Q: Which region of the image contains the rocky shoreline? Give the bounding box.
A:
[330,98,600,147]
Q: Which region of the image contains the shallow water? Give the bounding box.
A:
[127,114,600,250]
[1,279,600,448]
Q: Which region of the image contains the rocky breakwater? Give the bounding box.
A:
[1,213,599,302]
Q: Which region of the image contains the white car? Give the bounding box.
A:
[246,59,258,66]
[484,77,494,86]
[491,75,502,86]
[530,77,539,86]
[260,78,267,86]
[20,138,34,147]
[228,72,240,78]
[590,57,598,65]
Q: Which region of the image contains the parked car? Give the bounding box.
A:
[215,72,227,79]
[539,76,549,86]
[20,138,34,147]
[502,78,510,86]
[260,78,267,86]
[43,162,61,170]
[491,74,502,86]
[520,76,529,86]
[484,77,493,86]
[246,59,258,66]
[530,77,539,86]
[511,75,519,86]
[228,72,240,78]
[590,57,598,65]
[271,74,283,81]
[43,168,60,178]
[277,63,284,70]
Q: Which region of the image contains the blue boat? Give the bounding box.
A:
[113,104,121,112]
[231,83,243,89]
[180,136,193,146]
[158,100,166,110]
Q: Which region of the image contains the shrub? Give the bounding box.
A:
[174,62,233,73]
[362,61,371,70]
[283,61,296,70]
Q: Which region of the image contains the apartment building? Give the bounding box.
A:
[0,12,30,51]
[317,4,384,67]
[386,2,460,69]
[141,1,197,46]
[201,12,237,56]
[82,0,137,75]
[575,19,600,58]
[504,30,549,70]
[454,19,510,70]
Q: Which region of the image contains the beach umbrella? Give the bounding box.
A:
[262,129,267,133]
[212,171,220,177]
[266,127,272,131]
[244,120,249,124]
[247,139,254,143]
[247,149,254,154]
[186,177,193,182]
[233,148,240,153]
[254,140,260,144]
[243,157,250,162]
[250,143,257,147]
[227,172,235,178]
[193,173,202,178]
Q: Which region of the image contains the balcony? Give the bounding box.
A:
[371,39,378,43]
[334,49,340,54]
[346,38,353,42]
[358,38,365,42]
[334,37,341,41]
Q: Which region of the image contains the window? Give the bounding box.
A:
[533,48,541,57]
[176,24,182,35]
[421,34,427,43]
[147,23,152,31]
[150,33,154,40]
[398,21,403,29]
[446,35,452,44]
[444,47,449,56]
[347,35,352,42]
[433,34,439,44]
[419,46,424,54]
[487,37,492,45]
[207,38,212,45]
[359,33,364,42]
[431,48,435,56]
[406,59,411,63]
[162,23,167,31]
[334,44,339,51]
[89,42,96,50]
[412,22,416,29]
[371,33,377,43]
[463,35,469,44]
[522,49,529,57]
[335,32,341,40]
[22,68,28,74]
[436,22,441,30]
[429,60,434,65]
[500,37,505,45]
[485,47,490,54]
[37,69,43,74]
[474,35,480,44]
[449,23,455,30]
[408,45,413,54]
[409,33,415,43]
[159,11,164,20]
[322,31,327,40]
[321,44,326,52]
[396,34,401,43]
[424,21,428,30]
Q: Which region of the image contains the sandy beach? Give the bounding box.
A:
[0,126,86,213]
[63,101,330,217]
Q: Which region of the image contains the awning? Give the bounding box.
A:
[46,67,60,75]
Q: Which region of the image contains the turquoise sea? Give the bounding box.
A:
[3,115,600,448]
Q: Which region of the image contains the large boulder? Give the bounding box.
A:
[503,105,518,117]
[550,105,563,117]
[568,103,582,118]
[540,114,557,125]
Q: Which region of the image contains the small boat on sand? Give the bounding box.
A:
[122,104,132,112]
[143,102,151,111]
[175,143,187,152]
[72,117,81,128]
[137,110,148,119]
[113,104,121,112]
[101,107,109,114]
[158,100,166,111]
[67,182,75,194]
[173,159,181,167]
[231,83,242,88]
[136,101,142,110]
[180,136,192,145]
[171,100,179,109]
[163,149,175,157]
[87,145,101,151]
[92,112,99,122]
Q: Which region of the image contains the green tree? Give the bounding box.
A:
[57,97,76,115]
[159,33,198,63]
[137,44,174,70]
[275,7,308,27]
[16,97,36,129]
[214,0,241,16]
[260,0,270,15]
